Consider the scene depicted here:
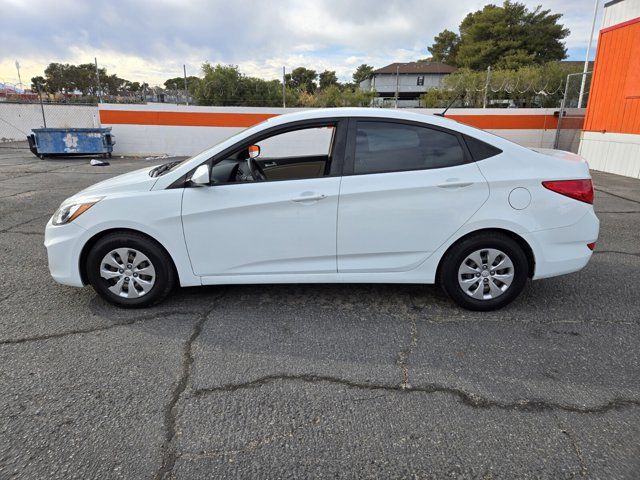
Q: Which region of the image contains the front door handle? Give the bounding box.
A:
[291,193,327,203]
[263,162,277,167]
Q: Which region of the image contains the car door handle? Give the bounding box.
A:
[437,180,473,189]
[291,193,327,203]
[263,162,277,167]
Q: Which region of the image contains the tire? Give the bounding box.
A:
[439,232,529,311]
[86,232,176,308]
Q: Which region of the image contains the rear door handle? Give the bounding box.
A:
[291,193,327,203]
[437,180,473,189]
[263,162,277,167]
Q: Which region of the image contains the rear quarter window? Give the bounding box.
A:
[463,134,503,161]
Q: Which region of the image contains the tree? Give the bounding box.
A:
[428,1,569,71]
[37,62,133,96]
[427,29,460,65]
[30,76,46,92]
[419,61,585,108]
[163,76,201,95]
[196,63,282,106]
[284,67,317,94]
[352,64,374,84]
[318,70,339,90]
[43,63,70,93]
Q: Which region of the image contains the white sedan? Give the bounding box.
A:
[44,108,599,310]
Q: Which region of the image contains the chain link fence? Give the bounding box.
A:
[0,102,99,144]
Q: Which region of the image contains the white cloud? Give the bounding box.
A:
[0,0,601,87]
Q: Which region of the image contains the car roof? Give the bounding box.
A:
[263,107,524,153]
[262,107,460,129]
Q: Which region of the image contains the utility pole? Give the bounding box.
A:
[578,0,599,108]
[394,65,399,108]
[183,64,189,106]
[483,66,491,108]
[94,57,102,103]
[282,66,286,108]
[15,61,22,90]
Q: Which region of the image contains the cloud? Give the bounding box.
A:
[0,0,601,86]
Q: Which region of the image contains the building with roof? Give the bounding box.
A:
[359,62,457,107]
[579,0,640,178]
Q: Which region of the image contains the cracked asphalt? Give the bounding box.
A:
[0,142,639,479]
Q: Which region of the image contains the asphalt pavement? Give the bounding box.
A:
[0,143,639,479]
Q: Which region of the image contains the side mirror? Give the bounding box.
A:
[248,145,260,159]
[190,164,210,186]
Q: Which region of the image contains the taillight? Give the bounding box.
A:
[542,179,594,204]
[587,242,596,251]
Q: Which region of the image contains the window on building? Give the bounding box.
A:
[417,76,425,86]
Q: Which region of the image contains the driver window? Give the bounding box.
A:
[212,125,336,184]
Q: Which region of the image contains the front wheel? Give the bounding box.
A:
[439,232,529,311]
[86,232,176,308]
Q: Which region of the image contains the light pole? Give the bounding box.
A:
[15,61,22,91]
[578,0,599,108]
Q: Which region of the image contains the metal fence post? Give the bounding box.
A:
[37,83,47,128]
[483,66,491,108]
[394,65,399,109]
[183,64,189,106]
[553,74,572,149]
[94,58,102,104]
[282,66,286,108]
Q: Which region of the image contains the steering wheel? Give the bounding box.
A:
[246,156,267,181]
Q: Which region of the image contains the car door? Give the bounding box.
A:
[181,120,346,278]
[337,119,489,273]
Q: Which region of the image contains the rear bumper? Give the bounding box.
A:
[44,219,86,287]
[525,210,600,280]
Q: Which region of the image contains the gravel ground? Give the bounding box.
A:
[0,143,639,479]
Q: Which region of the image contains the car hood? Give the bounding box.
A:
[67,165,159,202]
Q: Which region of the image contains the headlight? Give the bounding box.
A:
[52,198,102,225]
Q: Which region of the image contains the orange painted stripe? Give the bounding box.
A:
[100,110,581,130]
[448,114,563,129]
[99,110,278,127]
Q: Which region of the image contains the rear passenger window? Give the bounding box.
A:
[354,122,466,174]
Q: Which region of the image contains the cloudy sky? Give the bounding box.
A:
[0,0,601,87]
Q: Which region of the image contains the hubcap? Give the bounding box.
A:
[458,248,514,300]
[100,248,156,298]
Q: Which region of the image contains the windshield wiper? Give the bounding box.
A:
[149,161,181,177]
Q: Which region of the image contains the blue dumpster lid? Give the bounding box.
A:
[32,127,112,133]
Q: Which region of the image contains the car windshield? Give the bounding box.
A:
[147,120,274,177]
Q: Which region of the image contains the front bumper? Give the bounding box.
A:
[526,209,600,280]
[44,218,86,287]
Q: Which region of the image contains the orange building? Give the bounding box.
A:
[579,0,640,178]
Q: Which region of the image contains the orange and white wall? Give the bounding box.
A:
[579,0,640,178]
[99,103,581,157]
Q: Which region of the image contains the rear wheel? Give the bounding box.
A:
[440,232,529,311]
[86,232,175,308]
